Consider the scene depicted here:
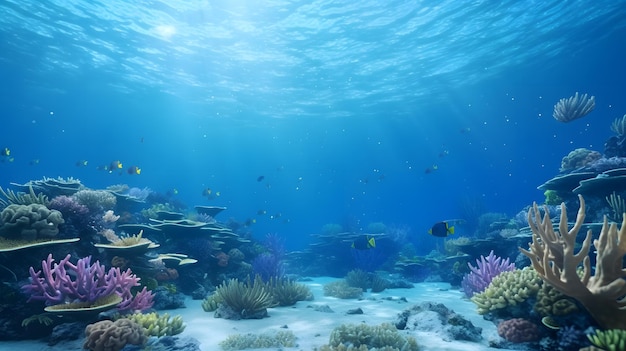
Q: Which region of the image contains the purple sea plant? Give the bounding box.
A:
[461,250,515,298]
[21,253,153,313]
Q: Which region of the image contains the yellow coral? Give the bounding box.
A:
[471,267,541,314]
[125,312,185,337]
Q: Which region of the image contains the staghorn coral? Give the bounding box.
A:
[124,312,185,337]
[215,275,273,319]
[470,267,541,315]
[323,280,363,299]
[83,318,147,351]
[22,253,154,313]
[318,323,418,351]
[219,330,297,350]
[560,148,602,172]
[520,195,626,329]
[0,204,64,241]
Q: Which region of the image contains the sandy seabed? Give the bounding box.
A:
[0,277,517,351]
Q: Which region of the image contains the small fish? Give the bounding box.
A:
[168,188,179,196]
[1,148,10,157]
[257,209,267,215]
[257,175,265,182]
[108,160,123,173]
[460,127,471,134]
[76,160,88,167]
[127,166,141,175]
[29,159,40,166]
[439,150,449,158]
[270,213,282,219]
[244,218,256,226]
[202,188,212,197]
[428,221,455,237]
[425,165,438,174]
[352,236,376,250]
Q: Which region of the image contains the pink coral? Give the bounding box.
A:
[497,318,541,343]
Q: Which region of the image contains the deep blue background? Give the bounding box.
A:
[1,0,625,252]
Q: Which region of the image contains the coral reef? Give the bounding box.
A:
[497,318,541,343]
[520,195,626,329]
[72,189,117,213]
[461,250,515,298]
[470,267,541,315]
[560,148,602,172]
[318,323,418,351]
[0,204,64,240]
[83,318,147,351]
[219,330,296,350]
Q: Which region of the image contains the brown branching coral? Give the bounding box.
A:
[520,195,626,329]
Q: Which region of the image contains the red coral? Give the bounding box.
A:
[214,251,229,267]
[497,318,541,343]
[155,268,179,282]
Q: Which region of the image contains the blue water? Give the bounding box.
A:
[1,0,625,252]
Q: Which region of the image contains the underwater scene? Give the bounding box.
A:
[1,1,626,350]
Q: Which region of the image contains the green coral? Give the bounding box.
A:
[219,330,297,350]
[202,293,223,312]
[317,323,418,351]
[588,329,626,351]
[471,267,541,314]
[216,275,273,318]
[323,280,363,299]
[266,277,313,306]
[0,204,64,241]
[345,269,370,290]
[125,312,185,337]
[544,190,563,206]
[560,148,601,172]
[534,282,578,317]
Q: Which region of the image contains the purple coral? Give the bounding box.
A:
[21,254,153,312]
[461,250,515,298]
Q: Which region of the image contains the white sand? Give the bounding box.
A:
[0,277,515,351]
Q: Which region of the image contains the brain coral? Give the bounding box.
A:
[560,148,601,172]
[83,318,147,351]
[0,204,64,241]
[471,267,541,315]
